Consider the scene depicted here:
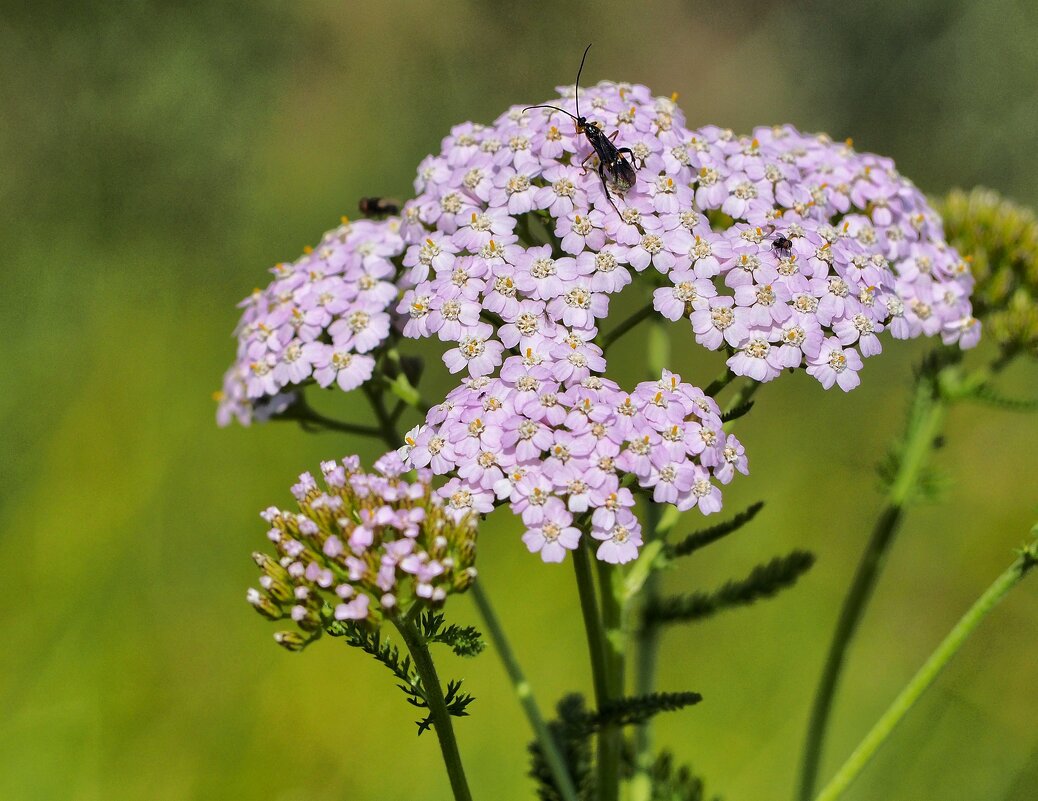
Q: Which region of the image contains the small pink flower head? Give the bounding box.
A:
[217,218,408,426]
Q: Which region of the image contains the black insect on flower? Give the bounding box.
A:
[770,231,794,260]
[523,43,640,221]
[358,197,401,218]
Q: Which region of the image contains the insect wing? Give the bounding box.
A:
[607,158,637,192]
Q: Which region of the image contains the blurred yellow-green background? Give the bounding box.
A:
[3,2,1037,800]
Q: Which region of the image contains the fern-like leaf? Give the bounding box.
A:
[645,550,815,625]
[645,751,720,801]
[666,502,765,558]
[584,691,702,732]
[720,400,755,423]
[419,610,486,657]
[443,678,476,719]
[529,694,595,801]
[969,383,1038,412]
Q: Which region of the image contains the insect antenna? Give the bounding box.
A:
[521,103,579,122]
[574,42,592,121]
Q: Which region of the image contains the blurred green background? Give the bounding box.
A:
[2,2,1037,799]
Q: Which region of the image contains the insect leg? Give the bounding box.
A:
[597,161,624,221]
[617,146,642,168]
[579,149,597,176]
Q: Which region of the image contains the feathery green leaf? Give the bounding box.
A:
[666,502,765,558]
[720,400,755,423]
[645,550,815,625]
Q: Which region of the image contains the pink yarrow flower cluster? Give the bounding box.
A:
[395,82,978,395]
[217,218,406,425]
[222,77,980,569]
[400,369,746,565]
[247,452,477,650]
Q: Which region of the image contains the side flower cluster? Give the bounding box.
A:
[402,368,746,565]
[394,81,978,393]
[217,218,406,426]
[938,187,1038,357]
[247,452,478,650]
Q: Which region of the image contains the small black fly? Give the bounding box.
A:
[766,225,794,260]
[772,233,794,259]
[523,43,639,222]
[358,197,401,218]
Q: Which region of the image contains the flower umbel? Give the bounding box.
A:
[396,83,978,395]
[217,218,406,426]
[248,452,478,650]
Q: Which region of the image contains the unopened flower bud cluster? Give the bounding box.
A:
[248,453,477,649]
[938,187,1038,357]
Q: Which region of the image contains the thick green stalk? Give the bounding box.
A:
[797,368,945,801]
[280,392,384,438]
[392,616,474,801]
[813,541,1038,801]
[470,582,580,801]
[597,557,626,796]
[363,383,404,449]
[630,319,670,800]
[572,541,617,801]
[630,500,663,801]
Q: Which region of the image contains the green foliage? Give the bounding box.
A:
[418,610,487,657]
[529,695,595,801]
[584,692,702,732]
[666,502,765,559]
[719,400,755,424]
[643,751,719,801]
[967,384,1038,413]
[528,694,706,801]
[436,680,477,733]
[876,348,951,500]
[645,551,816,625]
[329,620,424,712]
[328,619,475,735]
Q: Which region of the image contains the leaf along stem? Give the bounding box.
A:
[391,615,474,801]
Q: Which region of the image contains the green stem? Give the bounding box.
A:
[573,541,611,707]
[631,317,670,800]
[514,211,539,247]
[797,366,946,801]
[600,302,656,352]
[470,582,580,801]
[722,377,761,431]
[704,366,736,397]
[813,542,1038,801]
[279,394,384,439]
[392,615,474,801]
[630,500,662,801]
[572,541,617,801]
[596,557,626,801]
[363,384,404,450]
